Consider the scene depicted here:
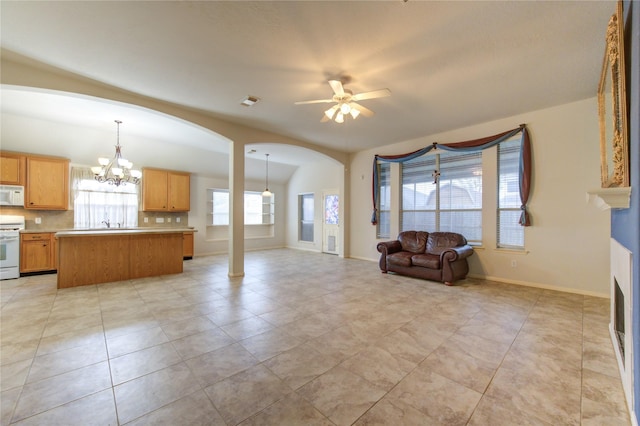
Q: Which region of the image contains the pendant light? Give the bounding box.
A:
[91,120,141,186]
[262,153,272,197]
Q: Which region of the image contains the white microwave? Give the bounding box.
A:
[0,185,24,206]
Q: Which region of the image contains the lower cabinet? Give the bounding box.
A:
[20,233,56,273]
[183,232,194,259]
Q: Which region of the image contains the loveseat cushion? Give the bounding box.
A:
[398,231,428,253]
[411,253,440,269]
[387,251,413,267]
[426,232,468,254]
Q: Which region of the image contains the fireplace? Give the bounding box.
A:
[610,238,634,417]
[614,278,625,363]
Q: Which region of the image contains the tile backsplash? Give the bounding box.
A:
[0,206,188,230]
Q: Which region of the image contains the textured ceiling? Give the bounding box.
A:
[1,1,616,158]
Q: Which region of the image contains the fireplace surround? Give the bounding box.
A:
[610,238,634,418]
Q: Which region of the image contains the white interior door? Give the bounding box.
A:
[322,191,339,254]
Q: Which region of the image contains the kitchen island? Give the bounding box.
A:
[56,228,191,289]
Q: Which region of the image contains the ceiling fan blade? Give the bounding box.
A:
[351,102,375,117]
[294,99,334,105]
[320,114,331,123]
[328,80,344,96]
[352,88,391,101]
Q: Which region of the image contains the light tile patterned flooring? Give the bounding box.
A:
[0,248,631,425]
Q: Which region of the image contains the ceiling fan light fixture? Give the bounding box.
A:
[324,106,338,120]
[296,78,390,123]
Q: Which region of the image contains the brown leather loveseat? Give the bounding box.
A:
[377,231,474,285]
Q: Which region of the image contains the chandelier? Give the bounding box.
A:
[262,153,272,197]
[91,120,142,186]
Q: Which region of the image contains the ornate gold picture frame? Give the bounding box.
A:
[598,1,629,188]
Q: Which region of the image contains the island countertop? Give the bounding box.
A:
[54,227,195,237]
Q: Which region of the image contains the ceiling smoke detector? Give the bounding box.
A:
[241,96,260,107]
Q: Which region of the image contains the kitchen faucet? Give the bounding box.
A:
[101,219,111,228]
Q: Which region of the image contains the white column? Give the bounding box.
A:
[339,163,349,258]
[228,140,245,277]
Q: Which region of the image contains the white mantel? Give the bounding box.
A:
[587,187,632,210]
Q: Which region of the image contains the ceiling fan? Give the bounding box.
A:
[295,79,391,123]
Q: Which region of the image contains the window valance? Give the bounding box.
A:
[371,124,531,226]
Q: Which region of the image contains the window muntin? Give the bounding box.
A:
[299,193,314,242]
[497,139,524,249]
[376,162,391,239]
[401,150,482,243]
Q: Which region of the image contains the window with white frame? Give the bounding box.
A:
[376,162,391,239]
[72,167,139,228]
[299,193,314,242]
[208,188,274,226]
[400,150,482,244]
[497,139,524,249]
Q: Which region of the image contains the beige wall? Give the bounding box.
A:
[347,98,611,296]
[2,55,611,294]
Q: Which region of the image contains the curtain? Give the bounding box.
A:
[71,167,139,228]
[372,124,531,226]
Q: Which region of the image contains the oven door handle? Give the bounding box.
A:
[0,236,19,242]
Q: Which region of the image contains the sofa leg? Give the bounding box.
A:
[381,271,388,274]
[444,281,453,286]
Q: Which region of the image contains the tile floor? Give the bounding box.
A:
[0,248,631,425]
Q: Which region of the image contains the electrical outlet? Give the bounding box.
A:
[511,260,517,268]
[35,217,42,224]
[156,217,165,223]
[167,217,172,223]
[176,217,181,223]
[144,217,148,223]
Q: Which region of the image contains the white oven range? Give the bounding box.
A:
[0,215,25,280]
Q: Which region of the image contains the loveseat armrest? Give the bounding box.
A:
[376,240,402,272]
[440,244,474,263]
[441,244,474,285]
[377,240,402,255]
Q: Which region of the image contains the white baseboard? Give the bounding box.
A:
[467,273,609,298]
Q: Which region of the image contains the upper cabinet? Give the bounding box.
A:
[142,168,190,212]
[25,155,70,210]
[0,152,26,185]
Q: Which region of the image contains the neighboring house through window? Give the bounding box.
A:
[400,150,482,244]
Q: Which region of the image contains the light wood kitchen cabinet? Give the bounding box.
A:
[0,152,26,185]
[25,155,69,210]
[183,231,194,259]
[142,168,190,212]
[169,172,191,211]
[20,233,56,273]
[57,231,183,288]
